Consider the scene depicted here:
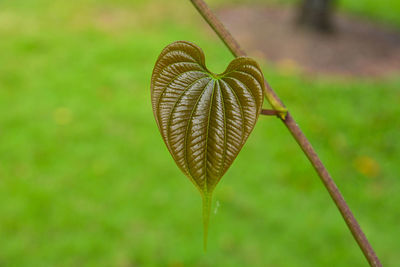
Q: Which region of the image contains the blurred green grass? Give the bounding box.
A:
[0,0,399,266]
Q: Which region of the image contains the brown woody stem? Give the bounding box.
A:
[190,0,382,266]
[261,109,280,116]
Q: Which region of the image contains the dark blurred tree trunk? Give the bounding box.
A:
[298,0,335,32]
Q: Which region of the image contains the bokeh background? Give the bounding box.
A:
[0,0,399,266]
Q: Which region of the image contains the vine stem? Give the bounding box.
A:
[261,109,281,116]
[189,0,382,266]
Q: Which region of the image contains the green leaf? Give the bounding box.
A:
[150,41,264,249]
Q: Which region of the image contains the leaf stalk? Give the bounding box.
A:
[202,192,212,252]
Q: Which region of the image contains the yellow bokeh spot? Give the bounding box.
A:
[354,156,380,178]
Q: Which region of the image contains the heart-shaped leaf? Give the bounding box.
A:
[151,41,264,249]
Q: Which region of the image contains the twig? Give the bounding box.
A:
[261,109,280,116]
[189,0,382,266]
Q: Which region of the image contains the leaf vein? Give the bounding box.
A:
[183,79,213,187]
[219,79,245,147]
[203,80,216,192]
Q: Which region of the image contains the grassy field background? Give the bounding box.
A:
[0,0,399,266]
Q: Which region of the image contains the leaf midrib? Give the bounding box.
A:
[183,78,214,189]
